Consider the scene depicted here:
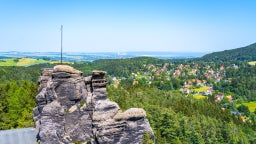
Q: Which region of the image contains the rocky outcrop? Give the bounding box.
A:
[33,65,154,144]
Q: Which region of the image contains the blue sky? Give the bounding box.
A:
[0,0,256,52]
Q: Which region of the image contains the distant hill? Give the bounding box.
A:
[198,43,256,62]
[73,56,169,77]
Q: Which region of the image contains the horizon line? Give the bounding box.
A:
[0,51,209,53]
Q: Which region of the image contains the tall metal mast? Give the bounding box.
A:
[61,25,63,64]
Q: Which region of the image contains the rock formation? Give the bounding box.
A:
[33,65,154,144]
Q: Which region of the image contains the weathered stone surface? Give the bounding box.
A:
[92,70,107,79]
[114,108,146,121]
[39,101,66,144]
[53,65,82,74]
[34,65,154,144]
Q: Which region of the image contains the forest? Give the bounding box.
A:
[0,51,256,143]
[198,43,256,62]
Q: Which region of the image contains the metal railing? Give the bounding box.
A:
[0,127,37,144]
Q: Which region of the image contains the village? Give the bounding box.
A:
[111,62,240,103]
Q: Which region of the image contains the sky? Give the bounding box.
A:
[0,0,256,52]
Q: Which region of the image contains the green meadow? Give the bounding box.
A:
[241,101,256,112]
[248,61,256,66]
[0,58,48,66]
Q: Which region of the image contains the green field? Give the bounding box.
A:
[50,61,74,65]
[0,58,48,66]
[192,86,209,93]
[248,61,256,66]
[193,94,208,99]
[241,102,256,112]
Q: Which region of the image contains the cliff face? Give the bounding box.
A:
[33,65,154,144]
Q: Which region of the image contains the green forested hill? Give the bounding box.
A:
[74,57,169,77]
[108,83,255,143]
[199,43,256,62]
[0,57,167,82]
[1,56,256,143]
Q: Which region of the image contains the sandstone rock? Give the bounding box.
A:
[114,108,146,121]
[34,65,154,144]
[54,65,82,74]
[92,70,107,81]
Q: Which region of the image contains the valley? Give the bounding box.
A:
[0,43,256,143]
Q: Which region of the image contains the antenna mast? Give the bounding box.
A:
[61,25,63,64]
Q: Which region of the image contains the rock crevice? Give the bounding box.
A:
[33,65,154,144]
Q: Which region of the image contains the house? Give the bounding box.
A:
[215,94,224,102]
[133,80,138,85]
[190,69,197,75]
[183,87,190,94]
[226,95,233,102]
[172,70,181,78]
[220,65,225,71]
[196,79,203,86]
[214,77,221,83]
[231,111,242,116]
[205,88,213,95]
[232,64,239,69]
[178,64,184,69]
[241,116,246,122]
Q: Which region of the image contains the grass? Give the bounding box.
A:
[0,59,17,66]
[50,61,74,65]
[0,58,48,66]
[193,94,208,99]
[16,58,47,66]
[193,86,209,93]
[241,101,256,112]
[0,58,75,66]
[248,61,256,66]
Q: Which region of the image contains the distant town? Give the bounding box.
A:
[0,51,205,62]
